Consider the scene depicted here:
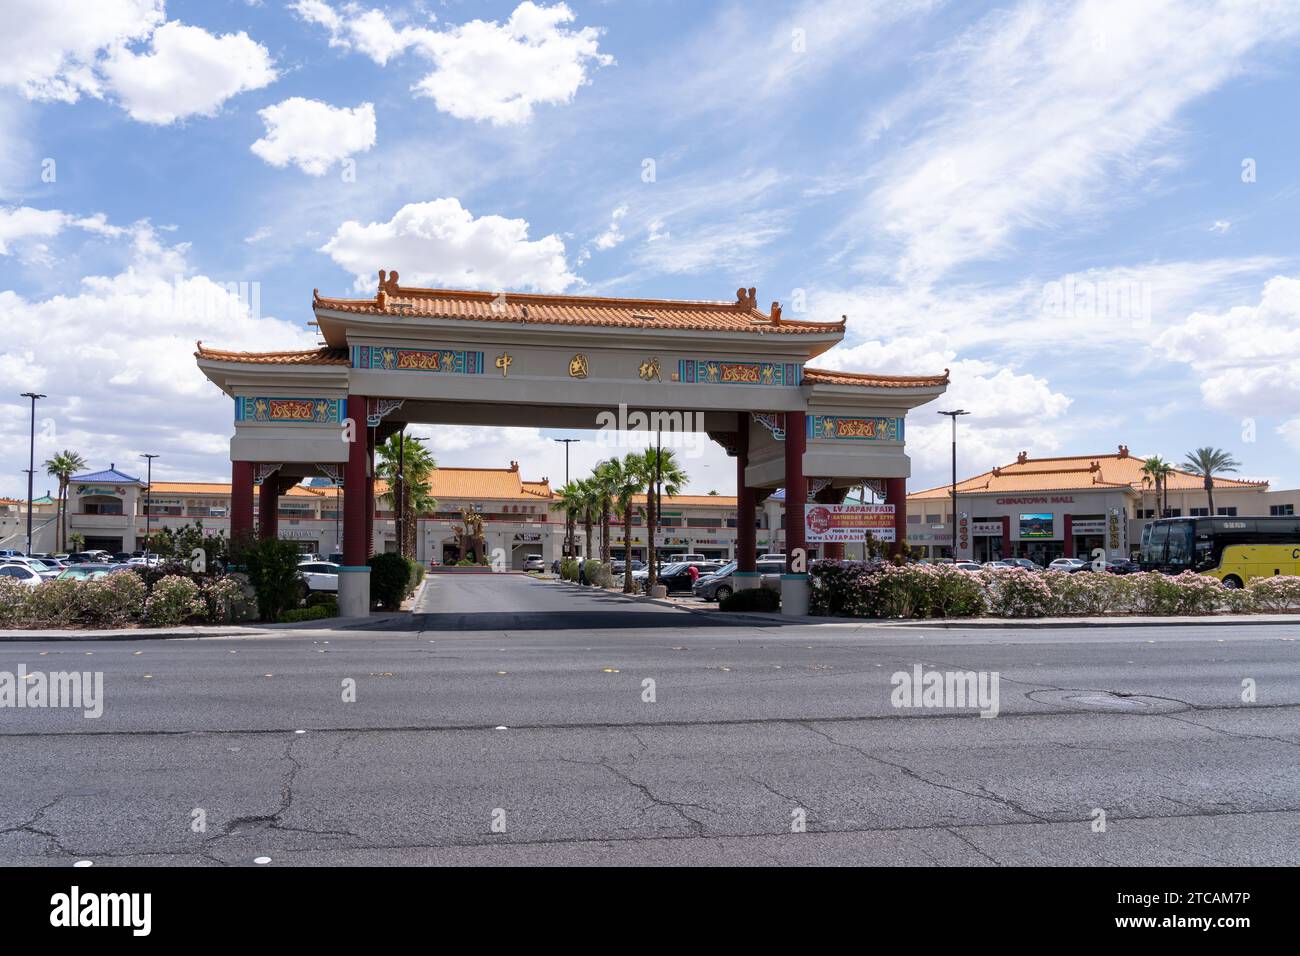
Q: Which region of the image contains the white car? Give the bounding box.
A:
[127,555,164,567]
[1,556,59,579]
[1048,558,1089,573]
[298,561,340,592]
[522,555,545,572]
[0,563,45,587]
[954,562,983,571]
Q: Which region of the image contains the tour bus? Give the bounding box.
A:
[1138,516,1300,587]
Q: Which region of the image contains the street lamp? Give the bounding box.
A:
[140,453,159,557]
[20,392,45,556]
[553,438,580,556]
[937,410,969,560]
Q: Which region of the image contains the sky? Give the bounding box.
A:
[2,0,1299,500]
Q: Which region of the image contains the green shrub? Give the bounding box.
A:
[232,536,305,622]
[200,575,247,624]
[144,575,206,627]
[305,590,338,609]
[408,560,425,590]
[279,604,336,623]
[560,557,579,582]
[369,552,412,610]
[0,577,33,627]
[583,560,614,588]
[720,587,781,612]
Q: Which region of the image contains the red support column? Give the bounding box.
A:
[258,473,280,540]
[231,460,254,542]
[784,411,807,572]
[885,477,908,558]
[1063,513,1074,558]
[1000,515,1011,559]
[365,427,375,558]
[343,397,369,568]
[735,412,756,574]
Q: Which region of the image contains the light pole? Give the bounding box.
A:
[553,438,580,556]
[937,410,969,560]
[140,453,159,557]
[21,392,45,555]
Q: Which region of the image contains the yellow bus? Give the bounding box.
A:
[1139,516,1300,588]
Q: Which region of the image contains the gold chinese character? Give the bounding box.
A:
[495,353,513,377]
[568,353,589,379]
[638,356,661,381]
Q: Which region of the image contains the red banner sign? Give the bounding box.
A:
[804,504,896,542]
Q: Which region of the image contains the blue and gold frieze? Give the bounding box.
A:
[807,415,903,441]
[677,359,801,386]
[235,397,344,424]
[353,345,485,374]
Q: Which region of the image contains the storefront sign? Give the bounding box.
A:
[803,504,896,543]
[997,496,1074,505]
[513,532,542,542]
[971,521,1002,535]
[1071,519,1106,535]
[277,529,318,539]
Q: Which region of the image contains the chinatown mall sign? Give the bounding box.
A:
[804,503,896,543]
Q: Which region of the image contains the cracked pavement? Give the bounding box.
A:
[2,573,1298,866]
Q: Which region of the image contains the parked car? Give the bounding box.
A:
[1048,558,1090,573]
[954,561,983,571]
[668,553,706,563]
[297,561,340,594]
[1000,557,1041,571]
[653,561,726,594]
[56,563,132,582]
[522,555,545,572]
[0,563,44,587]
[757,553,786,561]
[693,559,786,602]
[1096,558,1139,574]
[0,549,23,559]
[1,556,59,579]
[982,560,1015,569]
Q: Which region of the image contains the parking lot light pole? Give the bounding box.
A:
[937,410,969,560]
[20,392,45,555]
[553,438,580,556]
[140,453,159,557]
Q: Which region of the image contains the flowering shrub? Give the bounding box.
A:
[0,577,31,627]
[1246,575,1300,611]
[978,567,1054,617]
[143,575,207,627]
[85,572,148,626]
[201,575,249,623]
[809,562,1300,619]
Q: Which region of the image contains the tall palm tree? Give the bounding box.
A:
[575,477,600,561]
[1181,447,1241,517]
[550,481,584,559]
[1140,455,1172,518]
[603,455,645,592]
[633,446,687,589]
[43,450,87,552]
[592,460,622,564]
[374,433,437,559]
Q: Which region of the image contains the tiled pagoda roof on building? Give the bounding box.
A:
[801,367,950,388]
[195,343,350,366]
[312,275,847,336]
[71,466,142,484]
[375,464,552,502]
[909,447,1270,500]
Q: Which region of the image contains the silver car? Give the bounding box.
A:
[693,559,785,602]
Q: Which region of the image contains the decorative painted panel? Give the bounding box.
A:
[353,345,485,374]
[807,415,904,442]
[236,397,344,424]
[677,359,801,386]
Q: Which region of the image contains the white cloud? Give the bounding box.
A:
[0,221,315,498]
[321,198,577,293]
[859,0,1300,282]
[0,205,126,255]
[593,204,628,251]
[102,21,277,124]
[1156,274,1300,415]
[1211,220,1232,233]
[293,1,612,125]
[0,0,162,102]
[251,98,376,175]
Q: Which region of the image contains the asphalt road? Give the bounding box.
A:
[2,573,1298,866]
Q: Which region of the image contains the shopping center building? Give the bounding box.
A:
[906,445,1300,564]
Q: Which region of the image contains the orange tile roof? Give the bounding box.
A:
[194,343,349,365]
[629,493,737,507]
[313,277,847,336]
[374,467,552,502]
[803,367,950,388]
[909,448,1269,499]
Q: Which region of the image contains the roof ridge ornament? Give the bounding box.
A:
[735,286,757,310]
[377,269,400,309]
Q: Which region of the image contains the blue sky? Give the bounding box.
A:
[2,0,1299,500]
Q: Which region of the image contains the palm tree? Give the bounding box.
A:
[575,477,600,561]
[550,481,584,560]
[633,446,687,589]
[43,450,87,552]
[592,460,623,564]
[603,455,645,592]
[374,433,437,559]
[1181,447,1241,517]
[1140,455,1172,518]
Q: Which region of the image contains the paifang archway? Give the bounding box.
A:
[195,272,949,617]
